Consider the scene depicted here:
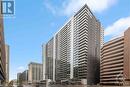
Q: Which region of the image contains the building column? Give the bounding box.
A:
[53,37,56,81]
[42,44,46,80]
[70,17,74,79]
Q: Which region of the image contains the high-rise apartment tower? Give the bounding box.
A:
[43,4,103,85]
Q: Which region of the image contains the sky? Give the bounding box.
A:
[4,0,130,81]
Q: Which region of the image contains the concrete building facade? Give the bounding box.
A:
[5,44,9,85]
[100,27,130,86]
[17,70,28,85]
[17,73,22,85]
[43,4,103,85]
[44,38,54,80]
[0,5,6,84]
[28,62,43,83]
[73,5,102,85]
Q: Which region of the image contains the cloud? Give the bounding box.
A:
[17,66,25,73]
[43,0,117,16]
[44,1,57,15]
[105,16,130,38]
[62,0,117,16]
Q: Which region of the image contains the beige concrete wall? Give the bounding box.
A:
[124,27,130,84]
